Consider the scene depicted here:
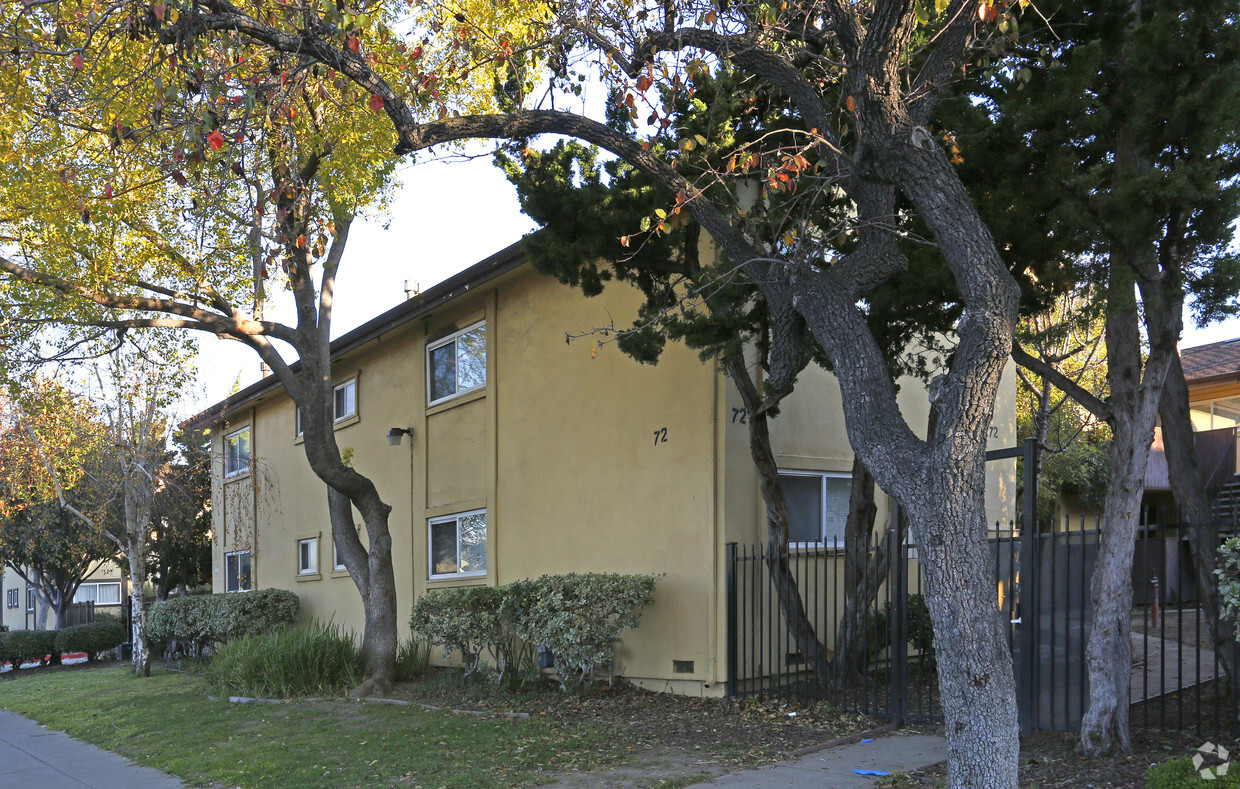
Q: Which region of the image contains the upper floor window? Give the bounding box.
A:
[333,535,348,571]
[225,550,253,592]
[224,427,252,477]
[26,588,35,611]
[428,322,486,406]
[779,470,852,547]
[334,379,357,422]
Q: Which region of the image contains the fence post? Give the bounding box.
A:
[726,541,739,698]
[1017,436,1039,733]
[890,506,908,726]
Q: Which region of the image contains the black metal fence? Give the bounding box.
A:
[726,478,1240,739]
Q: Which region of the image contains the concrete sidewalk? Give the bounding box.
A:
[0,708,185,788]
[688,733,948,788]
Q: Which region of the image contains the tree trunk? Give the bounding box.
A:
[1159,352,1235,677]
[908,464,1020,789]
[123,477,153,678]
[328,487,397,695]
[834,460,888,685]
[1080,254,1179,754]
[723,354,834,686]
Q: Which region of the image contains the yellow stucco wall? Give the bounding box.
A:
[209,256,1017,695]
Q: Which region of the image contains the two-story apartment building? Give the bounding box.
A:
[196,238,1016,695]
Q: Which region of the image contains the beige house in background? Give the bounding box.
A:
[1,562,128,632]
[195,238,1017,695]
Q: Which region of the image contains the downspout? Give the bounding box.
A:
[709,359,723,691]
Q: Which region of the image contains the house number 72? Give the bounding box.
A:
[653,427,668,446]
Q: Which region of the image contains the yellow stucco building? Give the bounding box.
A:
[199,239,1016,695]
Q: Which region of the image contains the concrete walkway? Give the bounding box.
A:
[687,733,948,788]
[0,709,185,788]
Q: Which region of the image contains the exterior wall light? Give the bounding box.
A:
[387,427,414,446]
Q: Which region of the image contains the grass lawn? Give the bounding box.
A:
[0,664,630,788]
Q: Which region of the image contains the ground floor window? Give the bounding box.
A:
[298,538,319,575]
[225,550,253,592]
[26,588,35,611]
[778,470,852,546]
[5,588,17,608]
[74,582,122,605]
[428,509,487,578]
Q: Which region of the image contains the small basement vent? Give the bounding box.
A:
[785,651,805,665]
[673,660,695,674]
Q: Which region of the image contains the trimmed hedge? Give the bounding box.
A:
[410,573,657,688]
[2,630,57,668]
[148,588,300,653]
[55,620,127,661]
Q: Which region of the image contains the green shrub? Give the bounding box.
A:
[1147,757,1240,788]
[394,637,431,682]
[409,586,508,677]
[205,621,360,698]
[873,593,936,670]
[504,573,657,688]
[148,589,299,654]
[4,630,58,668]
[55,620,127,661]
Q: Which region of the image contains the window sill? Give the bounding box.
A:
[296,573,322,582]
[330,568,351,578]
[292,414,360,444]
[426,388,486,416]
[224,470,252,484]
[426,573,488,587]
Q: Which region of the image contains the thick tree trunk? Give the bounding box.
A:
[1159,353,1235,677]
[908,464,1020,789]
[723,354,834,686]
[125,544,150,677]
[834,459,887,685]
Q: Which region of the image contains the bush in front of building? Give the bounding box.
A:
[409,573,658,689]
[2,629,57,668]
[409,585,508,678]
[55,620,127,661]
[148,588,300,654]
[204,620,360,698]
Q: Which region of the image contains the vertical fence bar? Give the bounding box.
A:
[891,505,908,726]
[726,542,738,698]
[1018,438,1038,732]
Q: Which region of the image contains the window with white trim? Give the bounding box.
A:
[295,406,303,438]
[427,322,486,405]
[26,588,35,611]
[225,550,253,592]
[224,427,252,477]
[428,509,487,578]
[74,582,122,605]
[779,471,852,546]
[6,588,17,608]
[334,379,357,422]
[298,538,319,575]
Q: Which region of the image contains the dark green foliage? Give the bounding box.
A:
[54,619,126,661]
[393,637,430,682]
[147,588,299,653]
[3,629,57,668]
[204,621,360,698]
[872,594,936,671]
[409,573,658,690]
[148,428,213,597]
[1146,757,1240,788]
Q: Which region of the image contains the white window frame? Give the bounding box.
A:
[427,509,488,579]
[333,378,358,422]
[225,550,253,593]
[26,587,35,611]
[224,426,252,477]
[426,321,487,407]
[295,406,303,438]
[297,537,319,576]
[778,470,853,548]
[6,588,16,608]
[74,582,122,606]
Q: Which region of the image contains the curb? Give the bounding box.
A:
[782,723,899,758]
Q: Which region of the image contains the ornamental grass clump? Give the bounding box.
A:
[205,620,360,698]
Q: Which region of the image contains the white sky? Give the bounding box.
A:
[185,154,1240,414]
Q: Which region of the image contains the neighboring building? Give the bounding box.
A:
[194,239,1017,695]
[0,561,128,631]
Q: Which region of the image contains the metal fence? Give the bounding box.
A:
[726,498,1240,739]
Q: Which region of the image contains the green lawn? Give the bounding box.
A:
[0,665,630,788]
